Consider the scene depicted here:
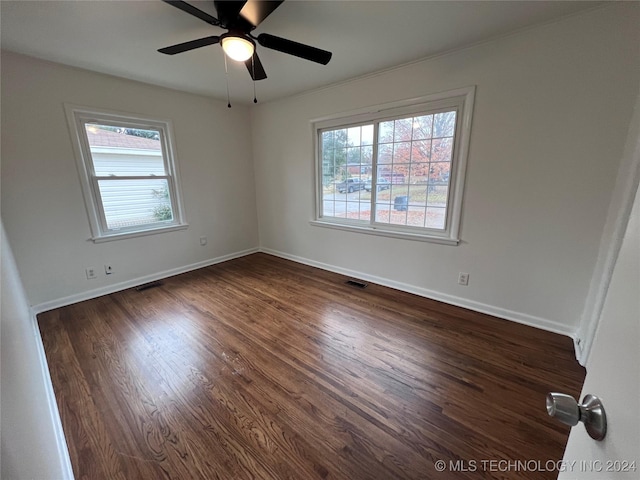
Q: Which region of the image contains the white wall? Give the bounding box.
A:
[559,185,639,479]
[1,222,73,479]
[1,51,259,308]
[576,85,640,363]
[1,5,638,477]
[250,3,640,335]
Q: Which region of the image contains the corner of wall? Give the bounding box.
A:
[1,221,74,479]
[576,88,640,366]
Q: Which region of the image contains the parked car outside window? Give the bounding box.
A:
[336,178,366,193]
[364,177,391,192]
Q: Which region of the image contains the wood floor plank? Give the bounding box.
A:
[40,309,132,480]
[38,253,585,479]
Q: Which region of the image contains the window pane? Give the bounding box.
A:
[408,163,429,185]
[375,203,391,223]
[392,142,411,164]
[321,151,336,186]
[346,146,361,163]
[85,124,165,176]
[362,145,373,167]
[347,126,361,146]
[376,181,429,226]
[322,130,335,153]
[333,128,348,148]
[361,124,374,146]
[388,208,408,227]
[433,111,456,138]
[331,199,370,222]
[321,130,345,186]
[97,178,173,230]
[372,110,455,231]
[426,207,447,229]
[321,126,370,222]
[374,182,392,204]
[408,184,428,204]
[378,143,393,164]
[385,164,407,185]
[429,162,451,185]
[411,140,431,163]
[393,118,412,142]
[427,185,449,207]
[432,137,453,163]
[379,121,394,143]
[412,115,433,140]
[390,183,409,199]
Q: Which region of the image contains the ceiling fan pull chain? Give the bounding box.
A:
[224,54,231,108]
[252,56,258,104]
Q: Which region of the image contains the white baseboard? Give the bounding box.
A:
[32,247,259,314]
[32,245,577,350]
[260,247,576,339]
[30,308,76,480]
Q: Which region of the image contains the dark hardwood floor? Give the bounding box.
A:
[38,253,585,479]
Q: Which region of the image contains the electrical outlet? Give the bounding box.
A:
[458,272,469,286]
[200,236,208,246]
[105,264,113,275]
[86,268,97,280]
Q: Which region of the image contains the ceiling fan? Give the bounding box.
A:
[158,0,332,81]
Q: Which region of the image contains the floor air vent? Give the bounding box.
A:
[345,279,368,289]
[135,280,163,292]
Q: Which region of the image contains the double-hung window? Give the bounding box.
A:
[313,87,474,244]
[66,105,187,242]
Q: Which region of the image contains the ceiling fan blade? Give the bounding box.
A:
[257,33,332,65]
[158,36,220,55]
[245,52,267,80]
[162,0,220,27]
[213,0,247,28]
[240,0,284,27]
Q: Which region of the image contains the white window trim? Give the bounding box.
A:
[64,104,188,242]
[310,86,475,245]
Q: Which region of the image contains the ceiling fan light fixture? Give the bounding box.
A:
[221,34,254,62]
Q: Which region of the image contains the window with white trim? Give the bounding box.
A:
[66,106,187,241]
[313,87,474,244]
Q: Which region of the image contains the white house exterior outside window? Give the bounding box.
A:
[312,87,475,245]
[65,105,187,242]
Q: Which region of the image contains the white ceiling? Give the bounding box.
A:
[1,1,600,105]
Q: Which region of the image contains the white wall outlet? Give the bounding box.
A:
[105,264,113,275]
[458,272,470,286]
[200,236,208,246]
[86,268,97,280]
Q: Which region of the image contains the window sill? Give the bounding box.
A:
[309,220,459,245]
[91,223,189,243]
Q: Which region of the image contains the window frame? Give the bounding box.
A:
[311,86,475,245]
[65,104,188,242]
